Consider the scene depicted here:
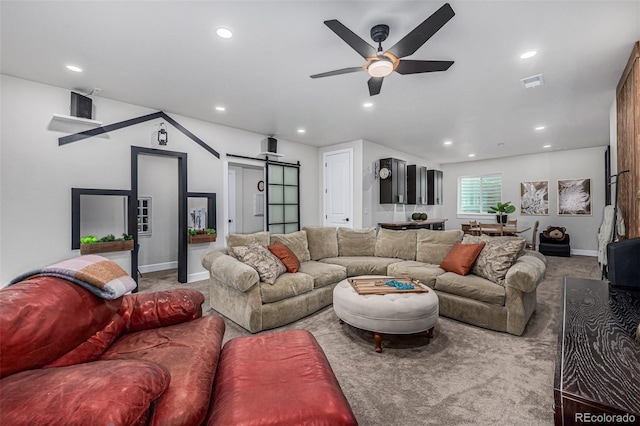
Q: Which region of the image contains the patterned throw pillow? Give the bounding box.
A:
[232,242,286,284]
[470,238,526,285]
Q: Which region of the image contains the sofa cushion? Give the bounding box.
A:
[303,226,339,260]
[0,359,170,426]
[270,231,311,263]
[386,261,445,288]
[298,260,347,289]
[337,227,377,256]
[321,257,401,277]
[374,228,417,260]
[416,229,464,265]
[260,272,315,303]
[435,272,506,306]
[268,241,301,273]
[101,315,226,426]
[232,242,286,284]
[227,231,270,259]
[440,242,485,276]
[465,237,526,285]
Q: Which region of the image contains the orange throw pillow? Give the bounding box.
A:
[268,241,300,273]
[440,242,485,276]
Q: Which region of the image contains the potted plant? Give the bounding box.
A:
[188,228,216,244]
[488,201,516,224]
[80,233,134,255]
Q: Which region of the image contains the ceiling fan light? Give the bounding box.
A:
[368,60,393,78]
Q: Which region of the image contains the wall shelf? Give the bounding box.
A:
[52,113,102,127]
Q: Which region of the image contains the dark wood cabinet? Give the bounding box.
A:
[426,169,443,205]
[379,158,407,204]
[554,278,640,425]
[407,165,427,205]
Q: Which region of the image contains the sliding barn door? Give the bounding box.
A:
[616,41,640,239]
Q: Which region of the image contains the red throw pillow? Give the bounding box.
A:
[440,242,486,276]
[268,241,300,273]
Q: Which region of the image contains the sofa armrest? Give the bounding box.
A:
[202,250,259,292]
[504,255,546,293]
[0,359,169,425]
[119,289,204,333]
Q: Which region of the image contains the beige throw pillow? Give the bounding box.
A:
[337,228,376,256]
[270,230,311,263]
[416,229,464,265]
[226,231,270,259]
[374,228,417,260]
[232,242,286,284]
[303,227,339,260]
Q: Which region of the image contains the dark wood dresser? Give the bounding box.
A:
[554,278,640,425]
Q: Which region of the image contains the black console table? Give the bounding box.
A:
[378,219,446,231]
[554,278,640,425]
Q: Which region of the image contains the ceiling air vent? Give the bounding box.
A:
[520,74,544,89]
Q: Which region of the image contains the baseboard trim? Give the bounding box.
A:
[571,249,597,257]
[139,261,178,274]
[188,271,209,283]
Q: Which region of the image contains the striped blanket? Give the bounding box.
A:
[8,255,136,299]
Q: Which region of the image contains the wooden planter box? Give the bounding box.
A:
[80,240,134,255]
[189,234,217,244]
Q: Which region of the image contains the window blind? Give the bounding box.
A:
[458,174,502,214]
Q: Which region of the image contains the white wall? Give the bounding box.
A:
[0,75,319,283]
[441,146,607,254]
[228,165,264,234]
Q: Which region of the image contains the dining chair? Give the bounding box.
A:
[507,219,518,227]
[480,223,503,236]
[527,220,539,250]
[469,220,480,236]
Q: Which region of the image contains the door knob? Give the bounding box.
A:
[344,218,350,222]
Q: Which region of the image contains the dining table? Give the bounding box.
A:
[469,225,531,236]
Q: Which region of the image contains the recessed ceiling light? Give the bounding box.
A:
[66,65,83,72]
[535,126,546,131]
[215,106,226,112]
[520,50,537,59]
[216,27,233,39]
[543,144,551,148]
[498,143,505,147]
[443,141,452,146]
[363,102,373,108]
[297,129,306,134]
[468,154,476,157]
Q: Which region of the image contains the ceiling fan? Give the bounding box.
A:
[310,3,455,96]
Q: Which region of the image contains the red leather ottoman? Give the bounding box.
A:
[206,329,357,426]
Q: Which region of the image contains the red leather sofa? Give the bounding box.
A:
[0,276,357,426]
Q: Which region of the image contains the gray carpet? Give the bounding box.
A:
[138,255,601,426]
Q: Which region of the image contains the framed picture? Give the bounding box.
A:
[520,181,549,215]
[558,178,592,216]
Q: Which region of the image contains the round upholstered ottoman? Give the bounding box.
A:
[333,276,439,352]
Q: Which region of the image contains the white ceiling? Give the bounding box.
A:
[2,1,639,164]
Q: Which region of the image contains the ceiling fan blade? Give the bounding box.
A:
[387,3,455,59]
[324,19,377,59]
[395,60,454,75]
[368,77,384,96]
[310,67,365,79]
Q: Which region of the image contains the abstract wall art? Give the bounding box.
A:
[558,178,592,216]
[520,181,549,215]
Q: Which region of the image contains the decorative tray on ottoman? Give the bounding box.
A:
[347,277,429,295]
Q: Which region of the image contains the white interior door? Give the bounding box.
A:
[228,169,237,234]
[323,148,353,228]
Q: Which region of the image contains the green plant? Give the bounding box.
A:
[122,233,133,241]
[488,201,516,215]
[188,228,199,236]
[100,234,116,242]
[205,228,216,235]
[80,235,99,244]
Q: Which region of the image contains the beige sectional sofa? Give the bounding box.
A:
[202,227,547,335]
